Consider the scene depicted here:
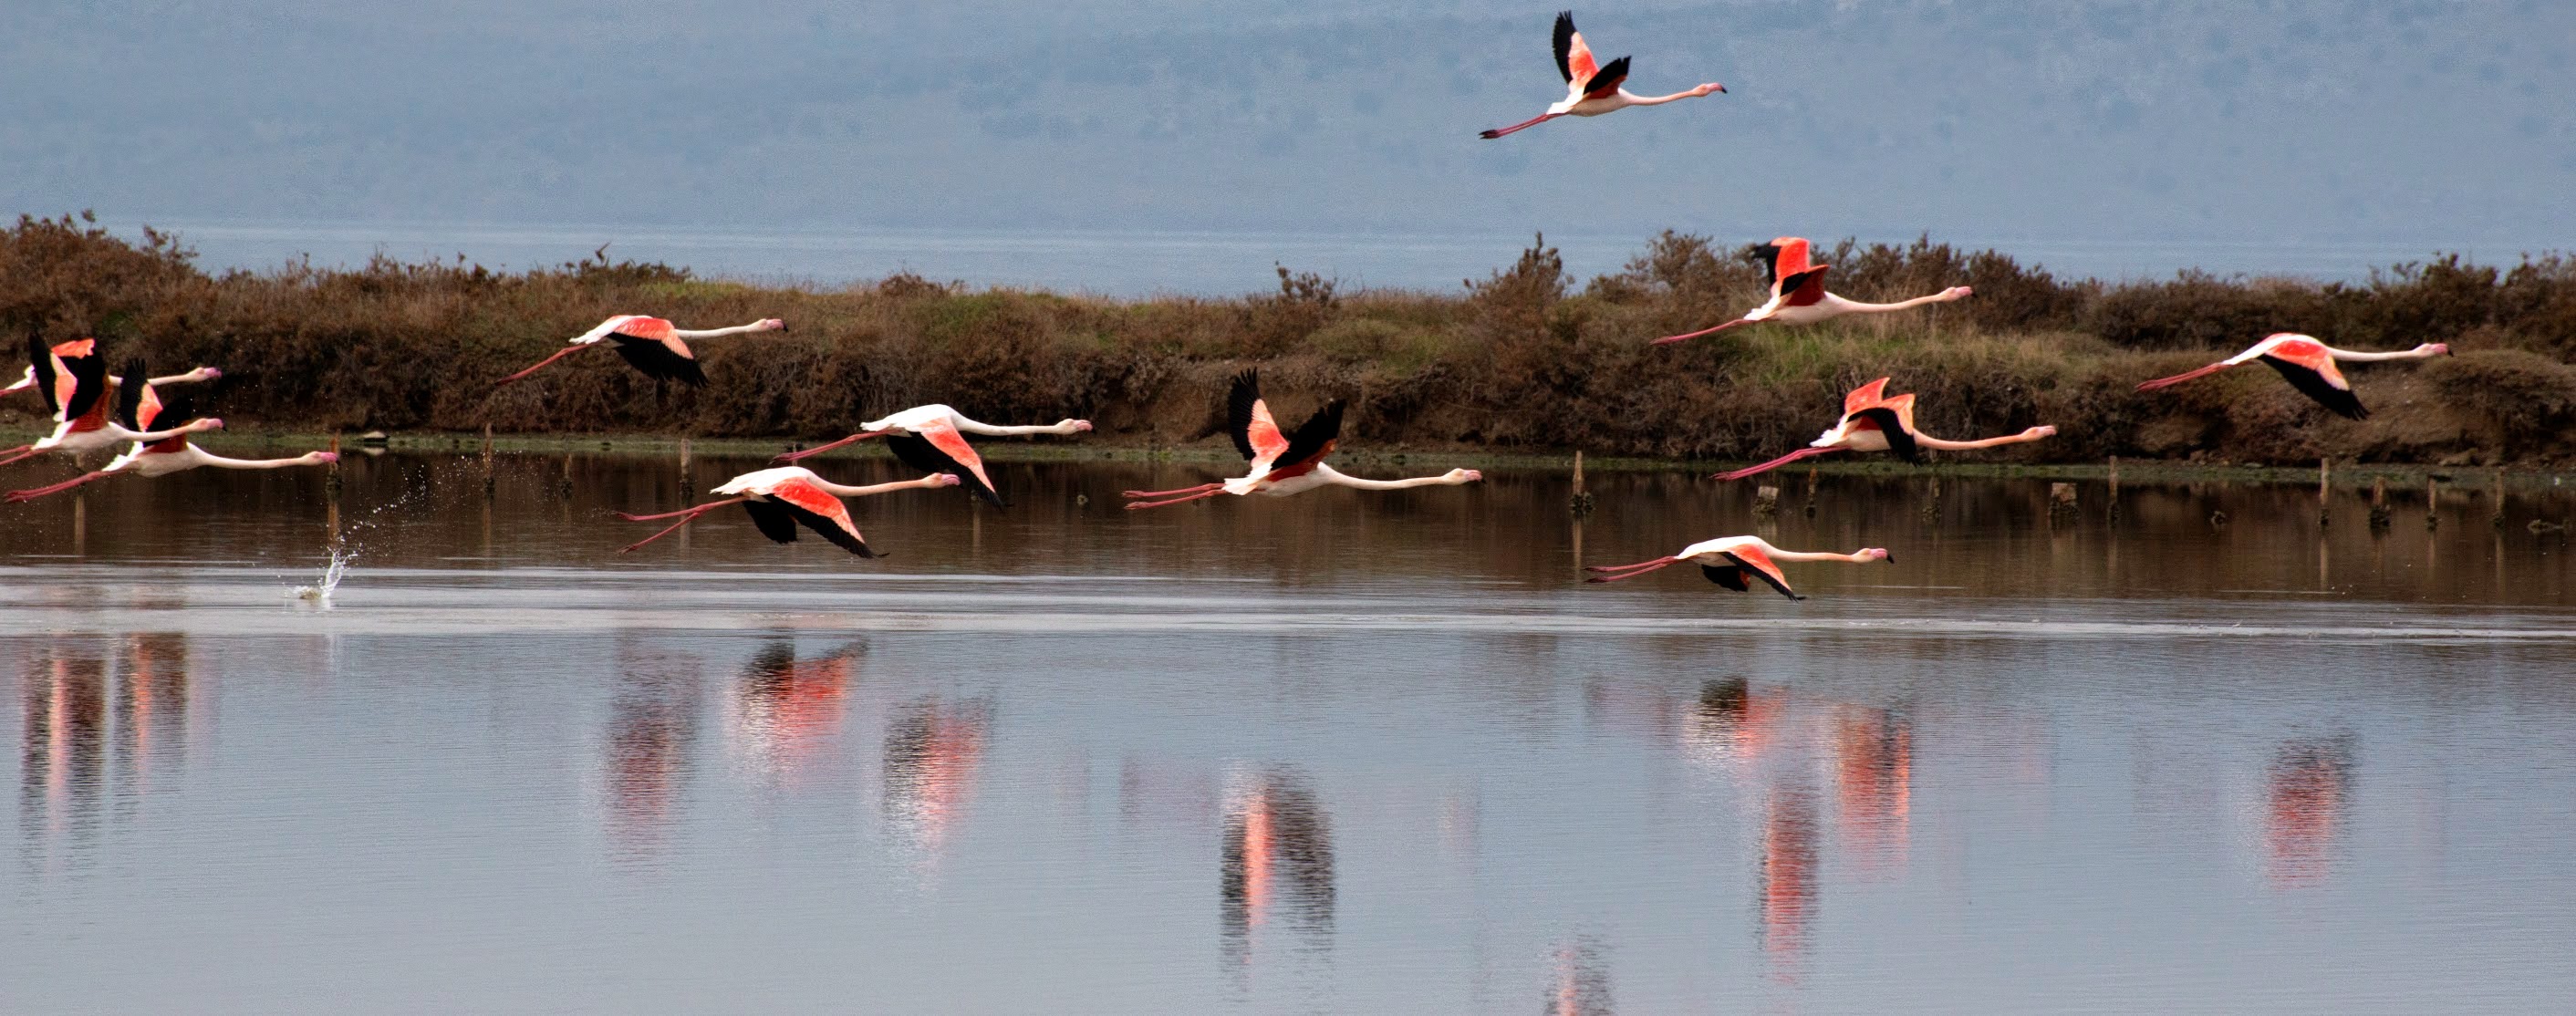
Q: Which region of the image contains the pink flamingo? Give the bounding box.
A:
[1584,536,1891,600]
[5,374,331,502]
[2136,332,2449,420]
[1480,11,1724,139]
[1656,237,1971,345]
[0,344,223,467]
[776,405,1093,509]
[1714,378,2056,482]
[1122,370,1480,509]
[495,315,786,387]
[4,337,219,400]
[615,466,959,557]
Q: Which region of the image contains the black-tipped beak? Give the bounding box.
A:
[1716,84,1728,94]
[1882,552,1895,564]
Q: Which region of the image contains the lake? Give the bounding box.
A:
[4,450,2574,1012]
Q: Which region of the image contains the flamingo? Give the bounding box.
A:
[1655,237,1971,345]
[1479,10,1725,139]
[494,315,786,387]
[0,344,223,468]
[1121,370,1480,509]
[4,337,220,401]
[1712,377,2056,482]
[2135,332,2449,420]
[5,375,335,503]
[613,465,960,556]
[774,405,1094,509]
[1583,535,1891,600]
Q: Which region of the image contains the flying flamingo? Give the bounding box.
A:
[614,465,960,557]
[1479,10,1725,139]
[774,405,1094,509]
[5,337,219,401]
[494,315,786,387]
[1655,237,1972,345]
[1712,377,2056,482]
[1584,535,1891,600]
[0,344,223,468]
[1122,370,1480,509]
[2135,332,2450,420]
[5,377,334,503]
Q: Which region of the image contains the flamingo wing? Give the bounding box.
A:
[59,344,110,429]
[738,499,804,544]
[1777,265,1831,307]
[761,476,880,558]
[1228,369,1289,462]
[1721,549,1807,600]
[1271,399,1345,476]
[1842,378,1893,416]
[1700,564,1754,592]
[1580,56,1630,98]
[1553,11,1596,85]
[111,359,150,430]
[25,333,60,418]
[1848,407,1921,462]
[1757,238,1813,291]
[605,318,704,385]
[889,420,1005,508]
[2258,356,2368,420]
[1751,243,1785,290]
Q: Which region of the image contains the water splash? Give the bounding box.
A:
[290,547,356,603]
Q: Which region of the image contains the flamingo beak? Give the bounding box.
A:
[315,452,340,464]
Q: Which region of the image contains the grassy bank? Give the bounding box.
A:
[5,212,2574,469]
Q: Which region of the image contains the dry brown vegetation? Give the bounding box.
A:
[5,212,2573,467]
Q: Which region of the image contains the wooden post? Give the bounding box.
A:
[481,422,495,499]
[678,437,693,497]
[2425,475,2439,530]
[1568,451,1593,517]
[1753,485,1780,516]
[1803,466,1819,517]
[2106,455,2121,521]
[2369,475,2390,530]
[2492,467,2508,528]
[2317,458,2332,527]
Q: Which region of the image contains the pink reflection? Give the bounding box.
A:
[884,698,992,865]
[732,640,859,780]
[1833,707,1913,870]
[2265,735,2356,886]
[1220,773,1335,965]
[1758,785,1821,982]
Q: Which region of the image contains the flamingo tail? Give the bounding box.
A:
[774,431,880,463]
[615,498,744,554]
[1652,317,1760,346]
[2135,361,2232,391]
[1124,488,1227,511]
[1712,446,1841,482]
[5,471,112,503]
[494,345,589,386]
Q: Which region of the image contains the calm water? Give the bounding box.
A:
[4,451,2574,1013]
[104,219,2526,295]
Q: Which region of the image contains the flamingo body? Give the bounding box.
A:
[614,466,961,557]
[1712,377,2056,482]
[2135,333,2449,420]
[1584,536,1891,600]
[1479,11,1723,139]
[495,315,786,387]
[775,404,1095,509]
[1656,238,1972,344]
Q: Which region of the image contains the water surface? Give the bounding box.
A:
[4,451,2573,1012]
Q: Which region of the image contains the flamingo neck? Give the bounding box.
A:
[2328,346,2444,362]
[808,474,952,498]
[1765,548,1876,565]
[1621,89,1699,106]
[198,451,329,470]
[1315,462,1465,491]
[671,321,774,340]
[1826,291,1955,314]
[1913,429,2046,451]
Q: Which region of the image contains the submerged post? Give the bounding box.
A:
[2318,458,2332,527]
[1753,484,1780,516]
[2049,482,2078,524]
[481,422,495,500]
[2425,475,2440,530]
[1804,466,1819,517]
[678,437,693,497]
[2369,475,2391,530]
[2107,455,2122,522]
[2493,467,2508,528]
[1569,451,1593,518]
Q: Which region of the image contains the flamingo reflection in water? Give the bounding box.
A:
[1546,938,1615,1016]
[883,697,993,876]
[2264,734,2357,886]
[730,640,861,783]
[1832,706,1915,872]
[19,635,196,865]
[1220,772,1336,968]
[1758,784,1823,983]
[601,648,703,856]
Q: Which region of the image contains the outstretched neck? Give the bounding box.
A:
[1829,291,1953,314]
[1622,89,1703,107]
[201,451,331,470]
[671,320,781,340]
[809,474,953,498]
[949,416,1090,437]
[1912,426,2054,451]
[2329,345,2445,362]
[1314,462,1469,491]
[1767,548,1878,564]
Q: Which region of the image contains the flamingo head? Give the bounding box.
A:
[1064,419,1094,433]
[2024,424,2058,440]
[1944,285,1974,301]
[1861,547,1893,564]
[189,367,224,382]
[1696,82,1727,97]
[191,418,226,432]
[930,472,962,487]
[2420,342,2452,357]
[756,318,787,332]
[309,451,340,465]
[1447,468,1484,484]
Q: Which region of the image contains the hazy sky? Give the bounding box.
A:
[5,1,2571,262]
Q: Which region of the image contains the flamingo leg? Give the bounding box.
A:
[0,446,47,469]
[2135,361,2231,391]
[1479,112,1559,139]
[1582,557,1682,583]
[1652,317,1761,346]
[614,497,746,554]
[774,431,883,463]
[493,344,591,386]
[1123,488,1228,511]
[1120,482,1224,499]
[1713,446,1843,482]
[5,471,114,503]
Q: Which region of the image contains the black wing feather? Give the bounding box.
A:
[1227,369,1262,461]
[1584,56,1631,96]
[58,343,109,424]
[1849,407,1920,462]
[1273,399,1345,472]
[1701,564,1753,592]
[1553,11,1577,82]
[740,499,802,544]
[608,334,708,386]
[887,431,1006,508]
[1721,552,1808,600]
[2259,356,2369,420]
[1751,244,1783,290]
[26,333,60,418]
[777,499,880,558]
[112,358,148,430]
[1775,265,1829,301]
